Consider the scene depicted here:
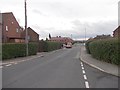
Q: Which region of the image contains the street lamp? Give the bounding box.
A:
[25,0,28,56]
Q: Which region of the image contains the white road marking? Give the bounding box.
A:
[82,67,84,70]
[83,75,87,80]
[6,64,12,67]
[80,58,104,72]
[89,64,104,72]
[0,66,3,68]
[85,81,90,88]
[81,62,83,65]
[82,70,86,74]
[81,64,83,67]
[14,62,18,64]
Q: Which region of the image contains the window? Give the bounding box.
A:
[16,28,19,32]
[6,26,8,31]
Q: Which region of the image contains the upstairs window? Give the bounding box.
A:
[16,28,19,33]
[6,26,8,31]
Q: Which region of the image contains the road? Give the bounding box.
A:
[2,44,118,88]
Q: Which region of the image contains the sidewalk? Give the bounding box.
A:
[80,45,119,77]
[1,52,45,65]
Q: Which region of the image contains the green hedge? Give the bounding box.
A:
[38,41,62,52]
[88,38,120,65]
[2,43,38,60]
[85,40,93,54]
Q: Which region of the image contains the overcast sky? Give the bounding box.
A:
[0,0,119,40]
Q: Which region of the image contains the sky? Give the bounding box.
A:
[0,0,119,40]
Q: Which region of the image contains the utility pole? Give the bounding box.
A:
[71,34,72,39]
[25,0,28,56]
[85,27,86,41]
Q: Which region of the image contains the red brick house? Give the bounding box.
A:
[50,36,74,44]
[2,12,25,43]
[113,26,120,38]
[21,27,39,42]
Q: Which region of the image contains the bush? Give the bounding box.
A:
[88,38,120,65]
[38,41,62,52]
[2,43,38,60]
[85,40,93,54]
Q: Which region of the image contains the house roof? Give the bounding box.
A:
[114,26,120,32]
[27,27,39,35]
[50,37,73,41]
[2,12,20,27]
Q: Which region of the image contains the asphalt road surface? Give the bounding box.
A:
[2,44,118,88]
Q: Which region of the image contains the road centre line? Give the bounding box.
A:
[82,67,84,70]
[85,81,90,88]
[83,75,87,80]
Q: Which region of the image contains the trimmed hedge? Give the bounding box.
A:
[87,38,120,65]
[38,41,62,52]
[2,43,38,60]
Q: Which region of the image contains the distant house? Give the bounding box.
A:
[50,36,73,44]
[2,12,25,43]
[21,27,39,42]
[113,26,120,38]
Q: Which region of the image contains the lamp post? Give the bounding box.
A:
[25,0,28,56]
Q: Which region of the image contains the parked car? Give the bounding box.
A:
[66,42,72,48]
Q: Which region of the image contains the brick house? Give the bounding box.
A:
[2,12,25,43]
[113,26,120,38]
[50,36,73,44]
[21,27,39,42]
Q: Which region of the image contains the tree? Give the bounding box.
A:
[49,33,51,39]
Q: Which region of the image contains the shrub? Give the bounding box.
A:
[88,38,120,65]
[2,43,38,60]
[85,40,93,54]
[38,41,62,52]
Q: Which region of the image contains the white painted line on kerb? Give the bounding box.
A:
[82,70,86,74]
[89,64,104,72]
[14,62,18,64]
[85,81,90,88]
[83,75,87,80]
[0,66,3,68]
[6,64,12,67]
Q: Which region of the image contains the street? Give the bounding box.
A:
[2,44,118,88]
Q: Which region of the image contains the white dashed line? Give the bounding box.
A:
[83,75,87,80]
[82,70,86,74]
[6,64,12,67]
[80,61,90,88]
[82,67,84,70]
[85,81,90,88]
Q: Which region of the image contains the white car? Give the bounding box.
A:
[66,42,72,48]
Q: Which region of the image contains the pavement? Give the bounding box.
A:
[80,44,119,77]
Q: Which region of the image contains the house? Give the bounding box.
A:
[113,26,120,38]
[21,27,39,42]
[2,12,25,43]
[50,36,74,44]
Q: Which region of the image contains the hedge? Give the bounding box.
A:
[2,43,38,60]
[87,38,120,65]
[38,41,62,52]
